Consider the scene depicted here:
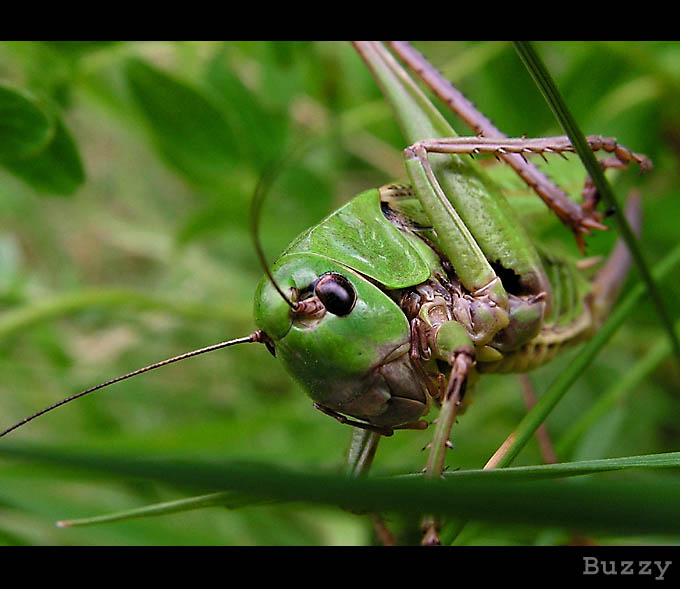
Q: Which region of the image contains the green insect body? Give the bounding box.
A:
[253,42,623,435]
[254,181,596,430]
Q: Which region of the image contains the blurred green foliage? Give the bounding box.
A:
[0,41,679,546]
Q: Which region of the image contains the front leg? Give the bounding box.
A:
[407,135,651,173]
[419,320,476,545]
[407,135,651,250]
[404,143,548,348]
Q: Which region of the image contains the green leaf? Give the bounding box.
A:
[204,47,289,168]
[125,58,239,192]
[0,83,54,160]
[1,117,84,195]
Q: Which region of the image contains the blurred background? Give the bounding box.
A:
[0,41,678,545]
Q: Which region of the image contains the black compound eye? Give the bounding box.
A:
[314,272,357,317]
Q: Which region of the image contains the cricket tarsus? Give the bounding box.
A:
[0,331,265,438]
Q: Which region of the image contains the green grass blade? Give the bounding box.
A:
[4,443,680,535]
[513,40,680,368]
[439,451,680,482]
[41,452,680,528]
[56,491,272,528]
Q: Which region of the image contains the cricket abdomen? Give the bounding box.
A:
[476,307,593,373]
[477,251,595,373]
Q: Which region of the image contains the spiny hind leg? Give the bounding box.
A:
[384,41,604,244]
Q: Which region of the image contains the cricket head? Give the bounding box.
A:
[253,252,430,429]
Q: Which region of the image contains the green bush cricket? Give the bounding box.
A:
[253,41,650,543]
[0,42,655,545]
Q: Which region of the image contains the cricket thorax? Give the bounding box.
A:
[379,183,594,376]
[391,257,593,381]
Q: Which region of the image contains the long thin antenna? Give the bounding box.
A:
[249,140,312,311]
[1,330,265,438]
[250,168,296,309]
